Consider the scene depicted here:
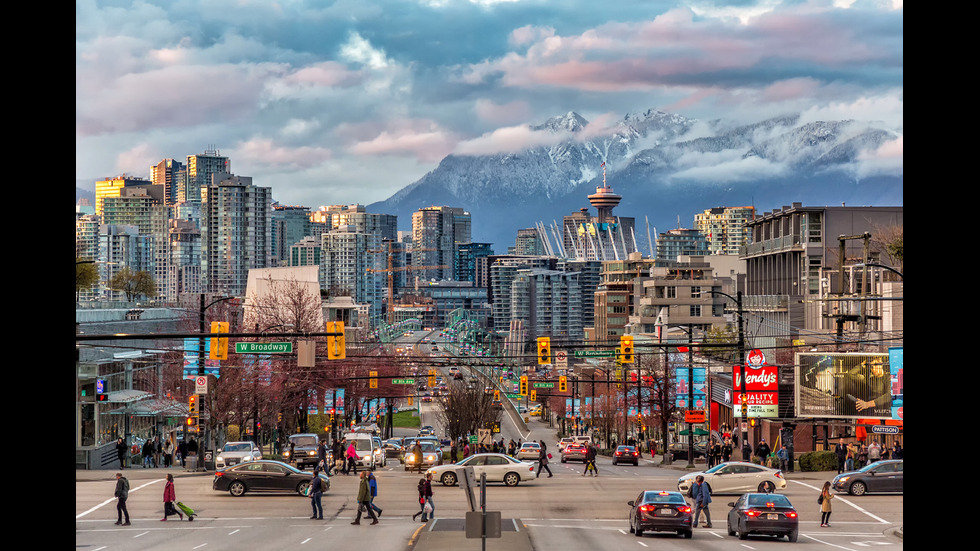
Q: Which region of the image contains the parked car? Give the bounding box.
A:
[516,442,541,461]
[426,453,537,487]
[677,462,786,495]
[628,490,693,538]
[383,440,404,459]
[668,440,707,461]
[612,445,640,466]
[561,443,588,463]
[726,493,799,541]
[213,460,330,497]
[832,459,903,495]
[215,441,263,469]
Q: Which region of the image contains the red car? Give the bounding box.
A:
[613,445,641,466]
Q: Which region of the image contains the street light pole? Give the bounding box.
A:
[709,289,750,460]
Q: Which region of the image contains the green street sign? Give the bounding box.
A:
[506,393,522,400]
[235,342,293,354]
[573,350,615,358]
[533,382,554,388]
[392,378,416,385]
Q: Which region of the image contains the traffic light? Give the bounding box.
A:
[558,375,567,392]
[209,321,229,360]
[369,370,378,389]
[620,335,634,363]
[493,389,500,401]
[186,416,198,431]
[428,369,436,387]
[537,337,551,365]
[188,394,199,416]
[519,375,528,396]
[529,389,537,401]
[326,321,346,359]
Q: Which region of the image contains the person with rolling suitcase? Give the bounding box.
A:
[161,473,184,521]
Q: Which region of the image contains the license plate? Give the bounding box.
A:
[767,514,779,520]
[656,509,676,516]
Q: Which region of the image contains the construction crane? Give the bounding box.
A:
[367,241,447,325]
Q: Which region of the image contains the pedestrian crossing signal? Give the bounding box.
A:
[537,337,551,365]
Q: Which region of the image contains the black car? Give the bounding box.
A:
[832,459,903,495]
[213,460,330,497]
[726,493,799,542]
[628,490,693,538]
[668,440,707,461]
[613,445,640,466]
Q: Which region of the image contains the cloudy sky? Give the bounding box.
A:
[76,0,903,207]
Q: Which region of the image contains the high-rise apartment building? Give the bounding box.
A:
[100,185,170,300]
[271,204,313,267]
[151,158,186,207]
[657,228,709,260]
[694,206,755,255]
[589,253,654,344]
[320,226,385,325]
[94,175,153,220]
[412,206,471,281]
[510,268,583,341]
[487,255,557,334]
[200,173,272,296]
[168,219,202,299]
[186,147,230,203]
[455,242,494,284]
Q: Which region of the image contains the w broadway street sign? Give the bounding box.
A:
[573,350,615,358]
[235,342,293,354]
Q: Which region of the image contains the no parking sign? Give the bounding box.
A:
[195,376,208,394]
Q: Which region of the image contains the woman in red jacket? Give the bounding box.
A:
[161,473,184,521]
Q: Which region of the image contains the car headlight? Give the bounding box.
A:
[837,476,850,483]
[426,454,436,461]
[284,451,291,458]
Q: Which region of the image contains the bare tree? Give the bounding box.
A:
[435,383,501,442]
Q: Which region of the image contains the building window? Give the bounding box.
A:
[690,305,701,317]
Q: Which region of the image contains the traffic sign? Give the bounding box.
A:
[392,378,416,385]
[685,410,706,423]
[533,382,554,388]
[195,376,208,394]
[573,350,615,358]
[555,350,568,369]
[235,342,293,354]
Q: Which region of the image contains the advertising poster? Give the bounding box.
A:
[796,353,894,420]
[732,363,779,418]
[182,337,220,379]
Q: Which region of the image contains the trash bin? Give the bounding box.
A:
[185,455,198,470]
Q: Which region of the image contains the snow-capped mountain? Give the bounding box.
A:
[368,108,903,252]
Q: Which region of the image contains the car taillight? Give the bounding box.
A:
[785,511,798,518]
[746,510,762,517]
[677,505,692,513]
[774,471,784,478]
[214,471,224,478]
[632,452,638,456]
[638,505,655,513]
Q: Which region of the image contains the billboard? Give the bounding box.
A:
[796,352,896,420]
[732,363,779,418]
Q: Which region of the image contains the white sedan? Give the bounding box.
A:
[216,441,263,469]
[677,461,787,495]
[426,453,537,487]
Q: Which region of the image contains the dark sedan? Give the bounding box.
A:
[213,460,330,497]
[832,459,903,495]
[726,493,799,542]
[628,490,693,538]
[613,445,641,466]
[561,443,588,463]
[668,440,707,461]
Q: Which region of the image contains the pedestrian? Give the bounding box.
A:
[856,444,868,469]
[450,442,458,463]
[351,472,379,525]
[709,439,722,468]
[187,437,198,462]
[115,437,127,469]
[318,438,328,471]
[309,467,324,520]
[164,437,174,468]
[412,477,426,521]
[178,438,188,467]
[368,471,383,518]
[114,472,131,526]
[845,441,856,471]
[346,441,359,475]
[754,438,771,465]
[161,473,184,521]
[819,481,834,527]
[776,444,789,472]
[583,442,598,476]
[722,438,733,463]
[153,435,162,467]
[333,438,344,474]
[692,475,712,528]
[509,439,517,456]
[868,439,882,464]
[536,441,553,478]
[834,438,847,473]
[891,441,903,459]
[462,442,470,458]
[420,472,434,522]
[412,441,424,473]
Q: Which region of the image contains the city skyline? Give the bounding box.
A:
[76,0,903,210]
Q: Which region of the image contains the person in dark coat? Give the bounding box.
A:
[115,437,128,469]
[351,472,378,525]
[114,473,131,525]
[309,468,324,520]
[535,440,553,478]
[178,439,188,467]
[692,475,713,528]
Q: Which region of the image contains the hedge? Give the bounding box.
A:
[798,450,838,472]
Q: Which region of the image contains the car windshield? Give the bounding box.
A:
[747,494,793,507]
[704,462,730,474]
[352,439,373,451]
[223,443,252,452]
[290,436,317,447]
[419,442,439,452]
[643,492,685,504]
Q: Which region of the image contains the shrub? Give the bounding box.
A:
[798,450,837,472]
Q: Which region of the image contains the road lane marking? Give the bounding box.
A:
[76,479,163,519]
[789,481,891,524]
